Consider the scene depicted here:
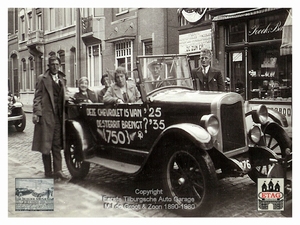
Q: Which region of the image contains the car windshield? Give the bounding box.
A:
[137,55,193,95]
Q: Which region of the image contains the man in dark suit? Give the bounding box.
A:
[32,56,69,180]
[148,60,165,89]
[191,48,225,92]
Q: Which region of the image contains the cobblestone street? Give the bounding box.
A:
[7,112,288,218]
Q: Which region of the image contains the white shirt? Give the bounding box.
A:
[202,65,210,75]
[52,74,59,83]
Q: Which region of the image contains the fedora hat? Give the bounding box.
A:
[148,60,163,71]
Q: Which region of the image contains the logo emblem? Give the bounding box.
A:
[257,178,284,211]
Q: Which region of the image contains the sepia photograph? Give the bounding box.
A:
[6,2,295,223]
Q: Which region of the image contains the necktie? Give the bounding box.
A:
[202,67,207,77]
[53,75,59,83]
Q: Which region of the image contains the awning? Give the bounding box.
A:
[280,9,292,56]
[212,8,279,21]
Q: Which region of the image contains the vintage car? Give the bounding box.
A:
[64,54,292,216]
[8,93,26,132]
[15,188,33,197]
[31,190,49,198]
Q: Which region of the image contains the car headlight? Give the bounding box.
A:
[249,125,262,144]
[200,114,219,136]
[252,104,268,125]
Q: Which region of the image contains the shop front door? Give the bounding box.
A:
[228,51,246,99]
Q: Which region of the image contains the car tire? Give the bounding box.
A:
[15,110,26,132]
[248,127,291,182]
[160,145,218,216]
[65,135,90,179]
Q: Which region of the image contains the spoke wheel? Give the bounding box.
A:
[161,146,217,216]
[65,136,90,179]
[248,127,291,182]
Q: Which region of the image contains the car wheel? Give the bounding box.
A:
[161,146,218,216]
[15,110,26,132]
[248,128,291,182]
[65,135,90,179]
[18,192,22,197]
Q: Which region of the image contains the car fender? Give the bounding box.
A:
[246,108,288,127]
[248,145,280,167]
[152,123,214,151]
[65,119,95,160]
[261,121,292,149]
[266,108,288,127]
[13,102,23,108]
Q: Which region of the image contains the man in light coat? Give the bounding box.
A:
[32,56,69,180]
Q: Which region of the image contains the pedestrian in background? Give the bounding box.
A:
[103,67,141,104]
[191,48,225,91]
[31,55,69,180]
[97,74,110,103]
[73,76,97,103]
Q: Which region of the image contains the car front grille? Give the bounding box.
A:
[220,101,246,153]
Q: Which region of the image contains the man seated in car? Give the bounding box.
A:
[147,60,176,90]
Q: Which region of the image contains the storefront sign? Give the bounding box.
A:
[248,13,287,42]
[179,29,212,54]
[249,21,283,36]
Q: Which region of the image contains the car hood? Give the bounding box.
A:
[148,88,228,104]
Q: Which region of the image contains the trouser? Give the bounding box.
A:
[42,116,62,173]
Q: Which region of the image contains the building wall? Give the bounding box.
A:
[8,8,180,105]
[102,8,179,78]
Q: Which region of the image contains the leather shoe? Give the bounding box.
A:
[45,172,54,178]
[55,171,70,180]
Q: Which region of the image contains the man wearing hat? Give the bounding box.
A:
[32,56,69,180]
[148,60,166,89]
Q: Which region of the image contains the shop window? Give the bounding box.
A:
[249,47,291,100]
[228,22,245,44]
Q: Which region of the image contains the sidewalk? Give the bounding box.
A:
[8,157,141,218]
[22,104,33,113]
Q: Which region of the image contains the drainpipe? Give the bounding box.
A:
[76,8,82,87]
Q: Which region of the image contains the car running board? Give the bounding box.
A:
[85,157,141,174]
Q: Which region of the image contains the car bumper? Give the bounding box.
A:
[8,115,23,122]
